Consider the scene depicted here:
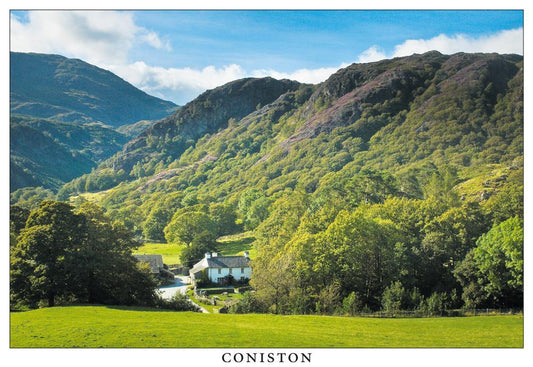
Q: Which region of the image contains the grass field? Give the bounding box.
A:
[71,188,114,203]
[132,242,185,264]
[217,232,256,258]
[132,233,254,265]
[10,305,523,348]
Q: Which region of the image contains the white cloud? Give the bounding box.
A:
[252,64,349,84]
[106,62,249,104]
[10,11,169,65]
[356,46,387,63]
[106,61,351,104]
[140,31,172,51]
[357,28,523,65]
[392,28,523,57]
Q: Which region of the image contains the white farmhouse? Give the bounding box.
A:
[189,252,251,285]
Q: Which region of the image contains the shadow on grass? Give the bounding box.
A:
[17,303,200,314]
[104,305,184,313]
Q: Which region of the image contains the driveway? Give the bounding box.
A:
[157,275,190,300]
[157,276,209,313]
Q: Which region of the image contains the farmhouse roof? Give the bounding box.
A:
[190,254,250,275]
[207,256,250,268]
[133,254,164,273]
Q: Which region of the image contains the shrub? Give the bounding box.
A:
[229,292,265,314]
[156,293,201,312]
[381,281,405,313]
[420,292,449,316]
[235,286,253,294]
[315,282,342,315]
[202,288,234,296]
[342,291,363,316]
[405,287,423,310]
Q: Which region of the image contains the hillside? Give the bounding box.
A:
[10,52,177,127]
[37,52,523,314]
[116,120,157,138]
[10,52,180,192]
[59,52,522,203]
[10,115,129,191]
[110,77,301,172]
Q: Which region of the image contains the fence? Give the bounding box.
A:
[354,308,522,318]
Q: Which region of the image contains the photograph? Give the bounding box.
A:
[8,7,524,358]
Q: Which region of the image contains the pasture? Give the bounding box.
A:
[10,306,523,348]
[217,232,256,258]
[132,242,185,264]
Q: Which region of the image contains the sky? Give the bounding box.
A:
[10,10,524,105]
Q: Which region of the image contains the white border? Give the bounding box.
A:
[2,2,530,366]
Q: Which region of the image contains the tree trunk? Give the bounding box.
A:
[48,292,55,307]
[88,273,96,303]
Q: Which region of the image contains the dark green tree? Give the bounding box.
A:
[71,202,157,305]
[180,242,216,268]
[10,205,30,236]
[143,206,172,241]
[10,200,157,308]
[164,211,217,245]
[209,202,238,236]
[455,216,523,308]
[420,201,488,294]
[311,211,401,310]
[11,200,85,307]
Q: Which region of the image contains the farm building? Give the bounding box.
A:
[190,252,251,285]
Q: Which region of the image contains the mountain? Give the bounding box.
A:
[108,77,301,172]
[10,52,180,192]
[10,52,177,127]
[58,51,522,202]
[10,115,130,191]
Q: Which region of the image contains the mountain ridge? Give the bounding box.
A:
[110,77,301,172]
[56,51,522,204]
[10,52,183,191]
[10,52,178,127]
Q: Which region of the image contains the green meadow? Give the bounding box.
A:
[132,242,185,264]
[10,306,523,348]
[217,232,256,258]
[132,233,254,266]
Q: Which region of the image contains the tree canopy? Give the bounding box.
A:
[10,200,157,309]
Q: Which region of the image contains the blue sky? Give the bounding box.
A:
[10,10,523,105]
[130,10,523,69]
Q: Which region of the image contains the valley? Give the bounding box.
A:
[10,52,178,191]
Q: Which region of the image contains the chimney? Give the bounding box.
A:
[243,251,249,259]
[212,252,218,257]
[205,252,211,259]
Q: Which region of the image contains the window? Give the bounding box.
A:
[218,268,221,274]
[229,268,232,274]
[240,276,246,281]
[241,267,245,273]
